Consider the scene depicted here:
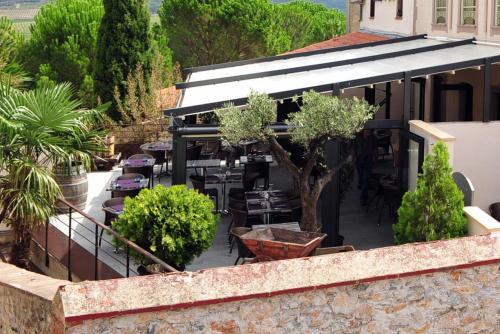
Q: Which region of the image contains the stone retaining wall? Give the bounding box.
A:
[0,262,68,334]
[54,234,500,334]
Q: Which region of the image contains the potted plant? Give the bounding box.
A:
[113,185,218,271]
[394,141,467,244]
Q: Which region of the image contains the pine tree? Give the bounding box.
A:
[94,0,151,120]
[394,141,467,244]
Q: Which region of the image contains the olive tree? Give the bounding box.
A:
[216,91,377,232]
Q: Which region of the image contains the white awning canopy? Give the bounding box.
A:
[168,35,500,117]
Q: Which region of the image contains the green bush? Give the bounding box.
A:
[394,141,467,244]
[113,185,218,269]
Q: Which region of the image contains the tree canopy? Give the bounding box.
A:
[266,0,345,54]
[216,91,376,232]
[94,0,151,120]
[159,0,346,68]
[0,16,25,86]
[159,0,270,68]
[23,0,103,92]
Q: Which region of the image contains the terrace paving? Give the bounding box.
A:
[48,161,394,277]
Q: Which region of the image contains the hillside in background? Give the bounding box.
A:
[273,0,345,12]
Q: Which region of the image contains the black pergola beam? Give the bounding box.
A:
[183,34,427,75]
[483,57,492,122]
[403,71,412,125]
[177,38,474,89]
[171,117,187,185]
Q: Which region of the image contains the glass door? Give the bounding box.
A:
[400,129,424,193]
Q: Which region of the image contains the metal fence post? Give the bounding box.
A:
[67,206,72,281]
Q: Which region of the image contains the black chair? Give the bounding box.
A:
[245,162,270,190]
[123,154,154,187]
[489,202,500,221]
[111,173,145,198]
[227,197,261,246]
[270,198,302,224]
[190,175,219,211]
[140,144,168,183]
[228,172,260,200]
[100,197,125,246]
[230,227,253,265]
[186,144,203,161]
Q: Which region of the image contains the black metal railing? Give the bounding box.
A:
[43,198,177,281]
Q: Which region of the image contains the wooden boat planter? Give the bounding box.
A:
[240,227,326,262]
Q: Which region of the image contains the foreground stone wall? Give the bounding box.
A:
[54,234,500,334]
[65,263,499,334]
[0,262,68,334]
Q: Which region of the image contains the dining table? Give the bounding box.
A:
[119,157,156,188]
[240,154,273,164]
[245,190,292,224]
[102,202,125,215]
[107,177,149,198]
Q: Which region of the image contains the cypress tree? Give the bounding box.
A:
[94,0,151,120]
[394,141,467,244]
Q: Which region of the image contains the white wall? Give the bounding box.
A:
[360,0,415,36]
[433,121,500,211]
[415,0,500,42]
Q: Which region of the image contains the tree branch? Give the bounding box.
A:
[311,157,351,201]
[303,135,328,181]
[268,136,300,180]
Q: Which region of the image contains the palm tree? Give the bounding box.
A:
[0,82,105,267]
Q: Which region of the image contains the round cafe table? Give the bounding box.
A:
[140,140,172,180]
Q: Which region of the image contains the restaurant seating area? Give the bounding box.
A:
[89,132,398,271]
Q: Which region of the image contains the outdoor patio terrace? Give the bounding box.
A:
[44,159,395,277]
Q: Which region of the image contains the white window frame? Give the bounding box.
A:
[434,0,447,25]
[461,0,476,26]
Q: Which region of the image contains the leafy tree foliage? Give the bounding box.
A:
[0,16,26,86]
[95,0,151,120]
[216,91,376,232]
[159,0,345,67]
[113,185,218,269]
[394,142,467,244]
[23,0,103,93]
[266,0,345,54]
[159,0,269,68]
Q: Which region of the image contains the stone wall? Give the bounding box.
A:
[0,262,68,334]
[59,263,500,334]
[54,234,500,334]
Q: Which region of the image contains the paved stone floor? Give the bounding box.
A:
[52,160,396,275]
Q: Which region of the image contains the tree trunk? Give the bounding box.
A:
[300,195,319,232]
[10,221,32,269]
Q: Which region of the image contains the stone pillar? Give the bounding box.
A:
[347,0,362,33]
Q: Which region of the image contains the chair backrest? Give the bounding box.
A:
[140,146,167,164]
[228,198,246,211]
[230,227,252,260]
[244,162,269,179]
[242,172,260,191]
[190,175,205,193]
[186,145,203,161]
[229,206,248,228]
[102,197,125,208]
[489,202,500,221]
[129,153,154,160]
[117,173,145,181]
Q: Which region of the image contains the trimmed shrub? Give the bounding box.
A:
[394,141,467,244]
[113,185,218,269]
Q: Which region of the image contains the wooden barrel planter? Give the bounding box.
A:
[54,163,88,213]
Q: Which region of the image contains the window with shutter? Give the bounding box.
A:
[461,0,476,26]
[435,0,447,24]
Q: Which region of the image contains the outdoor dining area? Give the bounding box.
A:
[95,134,365,268]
